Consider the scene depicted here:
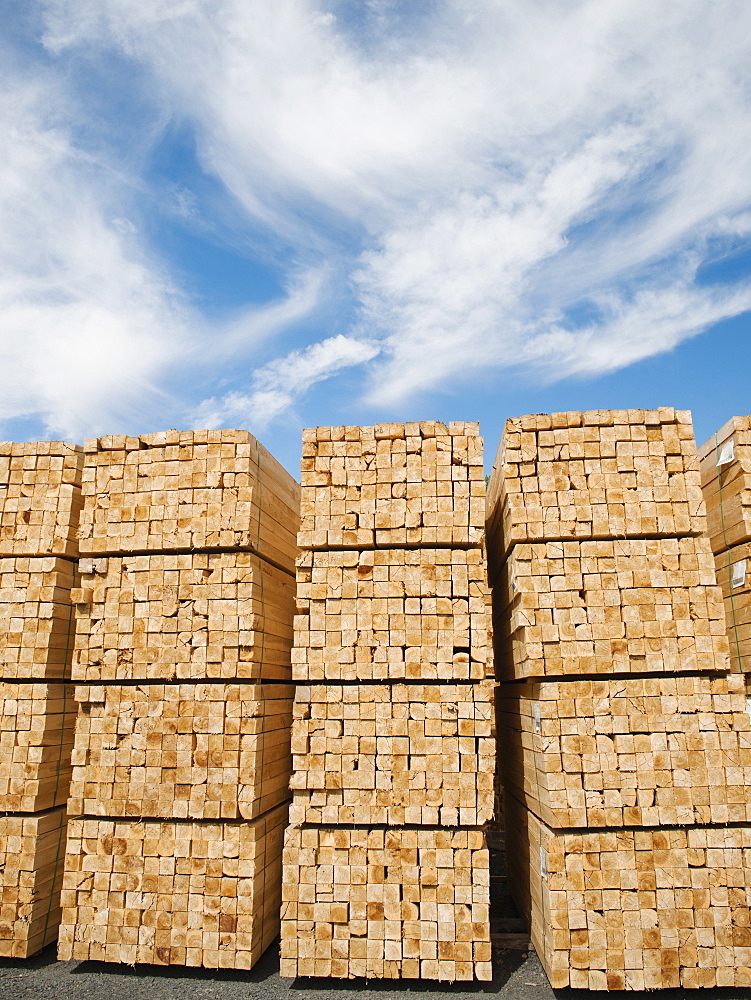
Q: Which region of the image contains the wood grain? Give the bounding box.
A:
[0,441,83,558]
[298,422,485,549]
[279,827,492,981]
[58,803,288,968]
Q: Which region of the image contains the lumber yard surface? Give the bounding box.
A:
[0,942,748,1000]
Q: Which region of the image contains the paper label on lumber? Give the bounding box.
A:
[539,845,547,880]
[532,701,541,734]
[732,559,747,589]
[717,437,735,466]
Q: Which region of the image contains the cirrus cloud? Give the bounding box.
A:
[2,0,750,437]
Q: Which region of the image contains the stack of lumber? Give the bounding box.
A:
[58,803,288,967]
[504,796,751,990]
[282,827,490,980]
[293,547,490,681]
[58,429,300,970]
[0,441,83,956]
[287,681,495,826]
[298,422,485,549]
[0,682,76,812]
[281,423,494,982]
[67,681,294,820]
[0,556,77,679]
[78,430,298,568]
[0,810,68,958]
[488,409,749,989]
[486,408,703,569]
[0,442,82,558]
[71,551,294,682]
[698,417,751,686]
[494,537,727,679]
[499,673,751,829]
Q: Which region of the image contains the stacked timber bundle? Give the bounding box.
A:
[59,803,288,967]
[0,441,83,956]
[0,442,82,558]
[698,417,751,686]
[494,537,728,679]
[288,681,495,826]
[504,797,751,990]
[293,547,490,681]
[67,681,294,820]
[485,408,703,576]
[0,682,76,812]
[0,557,76,679]
[281,423,494,982]
[58,429,299,970]
[488,409,750,990]
[298,422,485,549]
[499,673,751,829]
[71,552,294,682]
[698,417,751,555]
[282,827,490,980]
[0,809,68,958]
[78,430,298,567]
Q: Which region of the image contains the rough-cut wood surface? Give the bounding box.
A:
[505,794,751,990]
[712,539,751,681]
[0,447,80,958]
[486,409,705,566]
[279,826,492,981]
[0,442,83,558]
[0,557,76,679]
[294,548,491,681]
[78,430,299,568]
[71,552,294,682]
[0,807,67,958]
[68,682,293,820]
[298,422,485,549]
[283,422,493,982]
[698,416,751,555]
[498,673,751,828]
[699,418,751,689]
[495,538,729,680]
[288,681,495,827]
[58,803,288,968]
[0,682,75,812]
[488,409,751,990]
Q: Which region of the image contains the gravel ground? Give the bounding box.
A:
[3,943,751,1000]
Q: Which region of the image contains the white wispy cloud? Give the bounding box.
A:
[0,71,189,439]
[5,0,751,432]
[194,334,380,429]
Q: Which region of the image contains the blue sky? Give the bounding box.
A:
[2,1,751,476]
